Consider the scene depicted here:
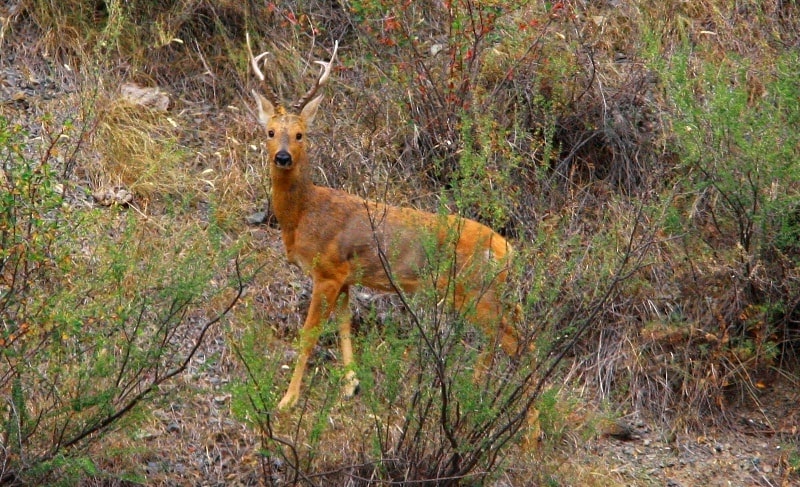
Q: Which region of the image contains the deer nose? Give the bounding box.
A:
[274,150,292,167]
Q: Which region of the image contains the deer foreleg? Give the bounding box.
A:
[278,278,342,410]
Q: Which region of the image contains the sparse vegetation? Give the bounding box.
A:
[1,0,798,485]
[0,109,249,485]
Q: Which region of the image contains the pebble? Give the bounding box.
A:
[246,211,268,225]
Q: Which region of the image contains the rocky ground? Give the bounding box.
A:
[586,384,799,487]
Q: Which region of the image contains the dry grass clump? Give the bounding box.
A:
[92,99,192,205]
[80,80,265,233]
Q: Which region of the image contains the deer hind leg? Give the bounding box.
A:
[470,293,542,449]
[470,290,521,383]
[335,285,360,398]
[278,277,343,410]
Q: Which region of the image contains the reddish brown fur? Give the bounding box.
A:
[254,92,522,410]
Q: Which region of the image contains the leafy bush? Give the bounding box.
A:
[343,2,556,219]
[0,114,245,484]
[670,49,800,350]
[614,45,800,423]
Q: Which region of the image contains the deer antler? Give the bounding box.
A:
[292,40,338,112]
[246,32,281,106]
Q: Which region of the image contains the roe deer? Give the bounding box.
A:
[247,36,526,412]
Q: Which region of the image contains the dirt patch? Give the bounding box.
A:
[572,379,799,487]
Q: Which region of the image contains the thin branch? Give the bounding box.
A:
[58,259,248,451]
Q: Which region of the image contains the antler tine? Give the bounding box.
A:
[246,32,281,106]
[292,40,339,111]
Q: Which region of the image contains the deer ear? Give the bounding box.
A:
[253,90,275,127]
[300,95,323,126]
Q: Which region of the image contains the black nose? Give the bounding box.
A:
[275,150,292,167]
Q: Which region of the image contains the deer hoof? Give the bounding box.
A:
[277,391,298,410]
[342,370,360,398]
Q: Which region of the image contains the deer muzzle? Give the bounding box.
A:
[274,150,292,168]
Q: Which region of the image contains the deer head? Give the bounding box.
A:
[247,33,337,171]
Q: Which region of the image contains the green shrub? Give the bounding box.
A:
[0,114,245,484]
[668,47,800,328]
[615,42,800,423]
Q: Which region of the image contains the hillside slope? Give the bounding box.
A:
[1,1,798,485]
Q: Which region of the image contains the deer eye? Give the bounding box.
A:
[295,133,303,141]
[267,130,275,138]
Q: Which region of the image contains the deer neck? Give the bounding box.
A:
[271,165,314,231]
